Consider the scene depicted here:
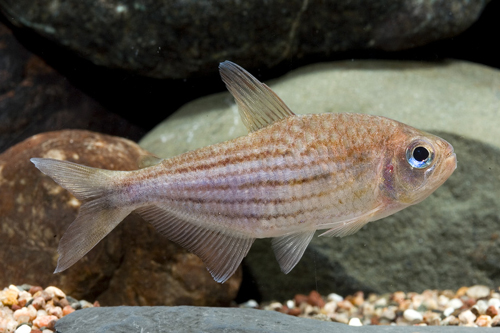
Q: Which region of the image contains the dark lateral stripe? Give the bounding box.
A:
[177,163,364,195]
[167,144,361,176]
[168,184,372,221]
[173,186,333,206]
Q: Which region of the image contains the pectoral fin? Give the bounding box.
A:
[272,230,315,274]
[135,205,254,283]
[318,206,383,237]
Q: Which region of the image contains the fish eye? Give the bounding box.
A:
[406,143,434,169]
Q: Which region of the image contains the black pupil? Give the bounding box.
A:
[413,147,429,162]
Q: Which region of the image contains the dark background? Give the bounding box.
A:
[1,0,498,136]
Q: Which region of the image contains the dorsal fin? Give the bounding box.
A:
[219,61,295,133]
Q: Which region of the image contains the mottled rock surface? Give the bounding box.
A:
[0,130,241,306]
[0,0,489,79]
[55,306,485,332]
[0,22,145,154]
[139,60,500,301]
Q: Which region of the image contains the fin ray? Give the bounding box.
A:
[272,230,315,274]
[55,201,132,272]
[30,158,115,201]
[136,205,254,283]
[219,61,295,133]
[30,158,132,273]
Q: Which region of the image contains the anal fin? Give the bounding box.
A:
[135,205,254,283]
[272,230,315,274]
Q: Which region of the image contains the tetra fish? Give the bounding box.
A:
[31,61,457,283]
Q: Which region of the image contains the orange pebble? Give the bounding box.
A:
[294,294,308,306]
[33,315,58,328]
[63,305,75,316]
[308,291,325,308]
[29,286,43,295]
[476,315,492,327]
[456,287,469,298]
[287,308,302,316]
[486,305,499,317]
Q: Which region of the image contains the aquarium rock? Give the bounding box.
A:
[0,23,144,153]
[0,130,241,306]
[0,0,489,79]
[140,60,500,301]
[54,306,490,332]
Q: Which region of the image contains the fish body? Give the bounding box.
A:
[31,61,457,283]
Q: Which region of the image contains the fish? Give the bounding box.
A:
[31,61,457,283]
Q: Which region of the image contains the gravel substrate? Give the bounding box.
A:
[240,285,500,327]
[3,284,500,331]
[0,285,97,333]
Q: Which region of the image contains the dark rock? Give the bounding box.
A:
[0,22,145,153]
[0,130,241,306]
[55,306,485,332]
[0,0,489,79]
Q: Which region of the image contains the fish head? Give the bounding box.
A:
[380,126,457,208]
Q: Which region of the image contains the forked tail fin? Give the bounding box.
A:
[31,158,133,273]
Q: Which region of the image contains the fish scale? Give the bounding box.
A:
[31,61,456,283]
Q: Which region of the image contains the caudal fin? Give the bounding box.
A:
[31,158,132,273]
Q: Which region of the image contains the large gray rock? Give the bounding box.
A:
[55,306,484,332]
[0,1,489,79]
[139,60,500,301]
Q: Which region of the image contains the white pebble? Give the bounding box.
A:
[488,298,500,308]
[327,293,343,302]
[286,300,295,309]
[374,297,387,307]
[443,307,455,317]
[466,285,490,299]
[447,298,463,309]
[44,286,66,298]
[403,309,423,322]
[239,299,258,308]
[79,300,93,308]
[8,285,21,292]
[475,300,488,315]
[438,295,450,307]
[323,301,337,314]
[15,324,31,333]
[348,317,362,326]
[268,302,282,311]
[459,310,477,325]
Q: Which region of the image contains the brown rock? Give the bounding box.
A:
[308,290,325,308]
[0,130,241,306]
[486,305,499,317]
[29,286,43,295]
[54,298,69,308]
[294,294,308,307]
[287,307,301,316]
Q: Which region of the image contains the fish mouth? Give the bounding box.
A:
[441,139,457,171]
